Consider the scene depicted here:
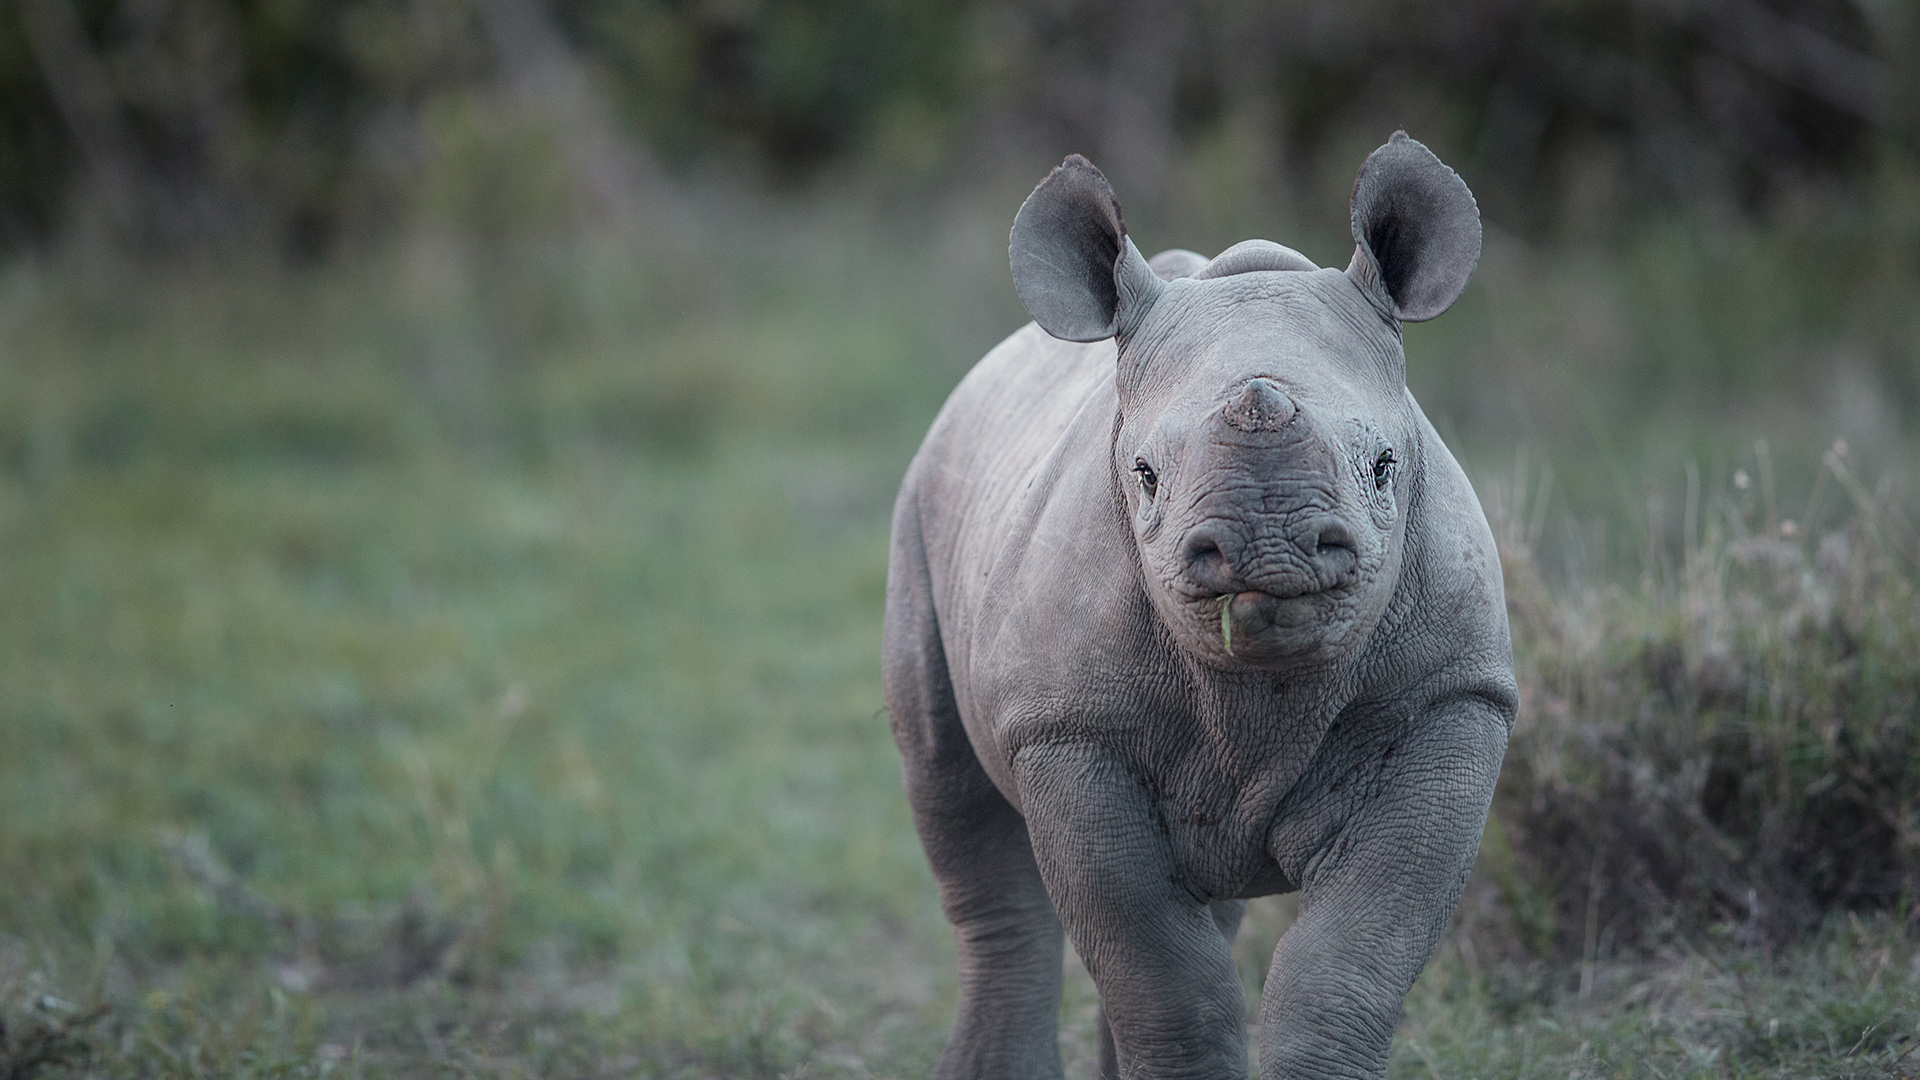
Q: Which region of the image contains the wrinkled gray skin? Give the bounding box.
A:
[883,132,1516,1079]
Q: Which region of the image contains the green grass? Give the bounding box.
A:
[1391,915,1920,1079]
[0,242,962,1076]
[0,202,1916,1077]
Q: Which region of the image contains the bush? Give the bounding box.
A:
[1488,445,1920,961]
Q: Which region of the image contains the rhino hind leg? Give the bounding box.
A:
[1092,899,1245,1080]
[884,492,1065,1080]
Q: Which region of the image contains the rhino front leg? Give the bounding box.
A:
[1016,742,1248,1080]
[1258,693,1510,1079]
[1094,900,1246,1080]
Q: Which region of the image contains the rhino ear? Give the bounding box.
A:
[1011,155,1163,342]
[1345,132,1481,323]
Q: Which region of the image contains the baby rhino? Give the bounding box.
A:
[884,132,1515,1080]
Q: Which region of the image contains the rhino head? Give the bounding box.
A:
[1009,132,1481,670]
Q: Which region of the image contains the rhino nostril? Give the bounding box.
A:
[1314,520,1355,553]
[1182,532,1235,592]
[1309,519,1358,576]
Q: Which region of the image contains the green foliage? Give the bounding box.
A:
[5,0,1920,253]
[584,0,973,168]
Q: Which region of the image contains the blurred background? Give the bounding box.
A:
[1,1,1917,1076]
[5,0,1919,499]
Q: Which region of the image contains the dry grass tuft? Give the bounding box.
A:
[1485,446,1920,961]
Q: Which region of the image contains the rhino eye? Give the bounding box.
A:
[1133,458,1159,499]
[1372,449,1395,489]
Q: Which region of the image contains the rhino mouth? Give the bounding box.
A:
[1213,587,1345,656]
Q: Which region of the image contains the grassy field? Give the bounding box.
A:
[0,194,1916,1078]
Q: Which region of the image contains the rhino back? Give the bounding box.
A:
[898,323,1153,795]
